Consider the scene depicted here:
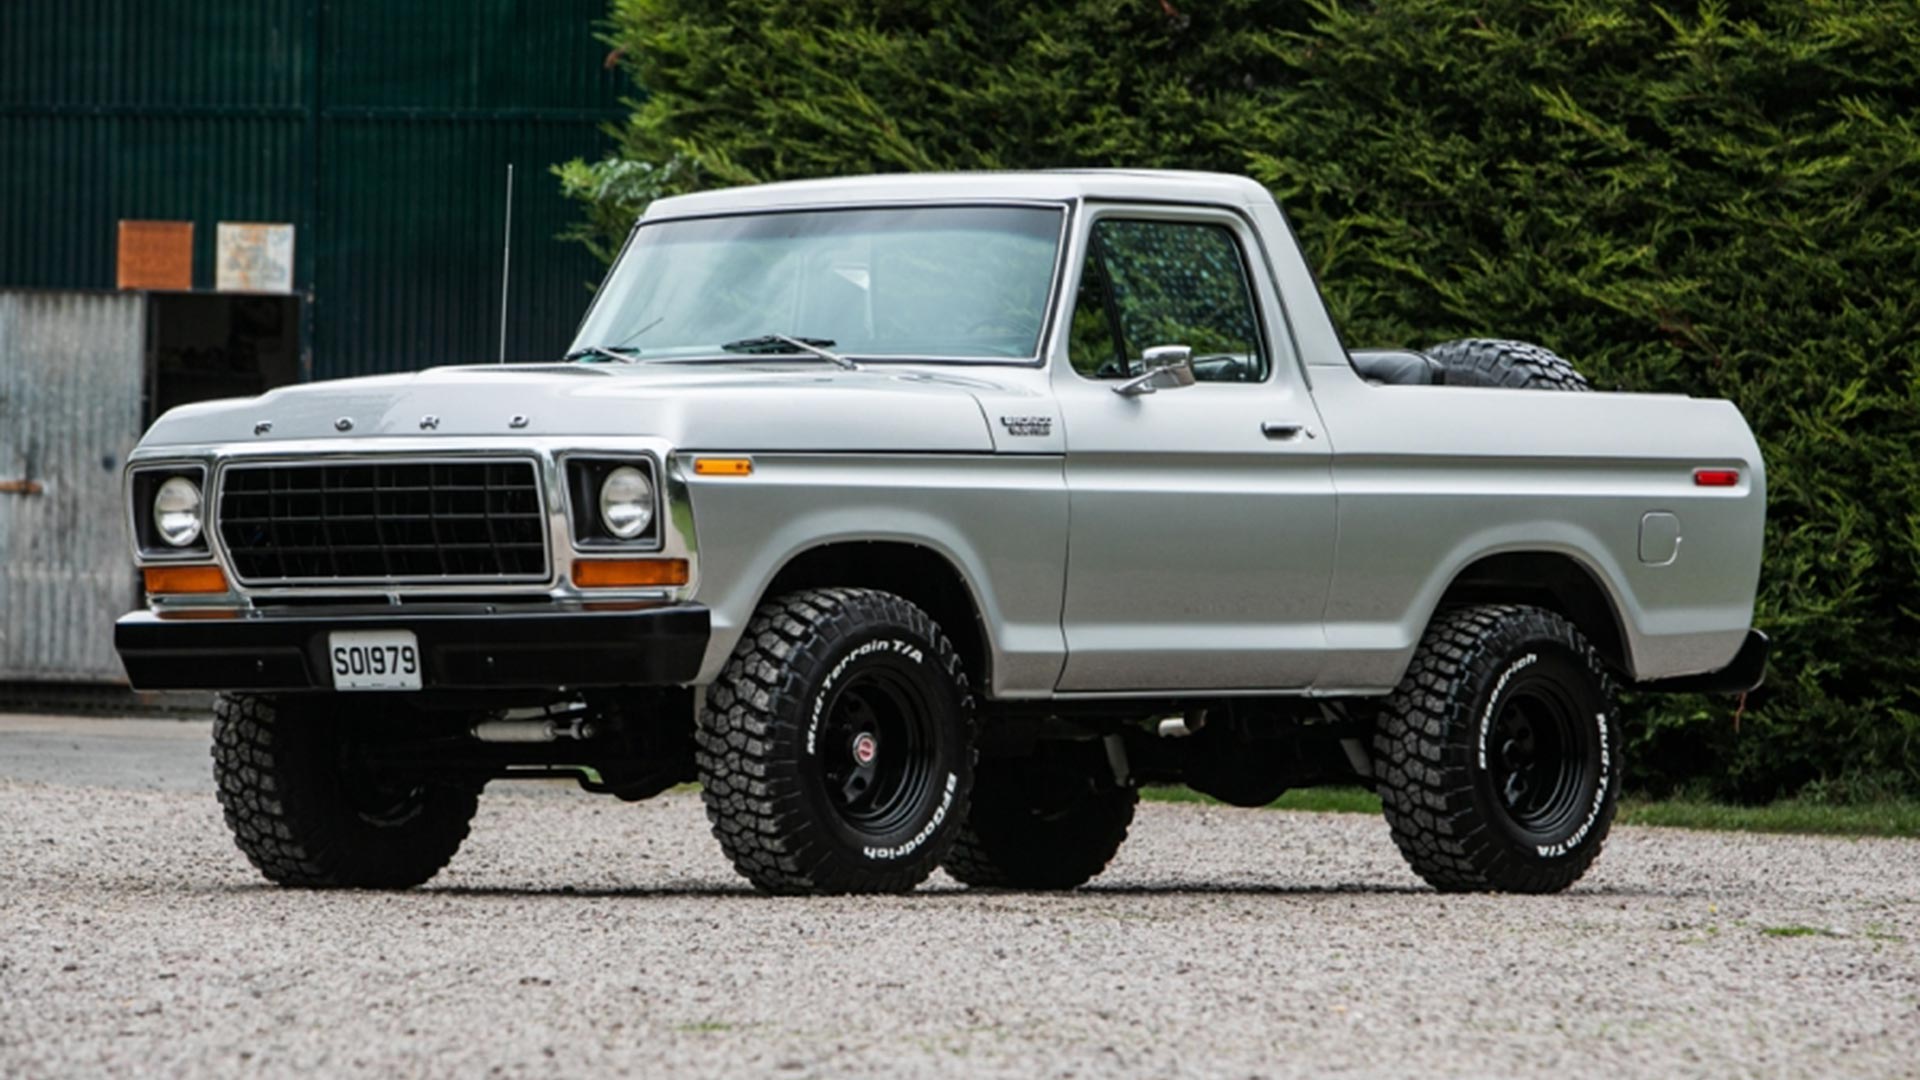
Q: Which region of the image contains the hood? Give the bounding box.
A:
[137,361,1059,453]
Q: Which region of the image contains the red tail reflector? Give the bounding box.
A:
[1693,469,1739,487]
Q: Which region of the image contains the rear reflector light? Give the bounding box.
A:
[1693,469,1740,487]
[143,565,230,595]
[572,558,690,588]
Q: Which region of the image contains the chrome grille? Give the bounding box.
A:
[217,460,549,585]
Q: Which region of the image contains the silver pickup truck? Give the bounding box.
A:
[115,170,1767,896]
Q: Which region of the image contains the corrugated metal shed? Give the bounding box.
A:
[0,291,145,682]
[0,0,623,377]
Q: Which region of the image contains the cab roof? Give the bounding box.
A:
[643,169,1273,219]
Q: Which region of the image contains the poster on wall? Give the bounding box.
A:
[215,223,295,294]
[116,221,194,290]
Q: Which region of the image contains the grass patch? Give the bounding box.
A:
[1616,797,1920,839]
[1141,785,1381,814]
[1143,785,1920,839]
[1760,925,1842,939]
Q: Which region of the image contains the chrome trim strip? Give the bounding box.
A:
[215,455,553,587]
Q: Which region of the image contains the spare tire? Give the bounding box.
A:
[1424,338,1590,391]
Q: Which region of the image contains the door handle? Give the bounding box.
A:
[1260,422,1314,441]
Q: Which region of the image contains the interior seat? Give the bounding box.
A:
[1349,348,1444,386]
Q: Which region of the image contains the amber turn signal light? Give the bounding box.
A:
[571,558,690,588]
[143,565,230,595]
[693,457,753,477]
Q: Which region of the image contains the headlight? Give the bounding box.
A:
[152,476,203,548]
[598,466,655,539]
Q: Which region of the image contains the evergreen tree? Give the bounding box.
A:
[562,0,1920,802]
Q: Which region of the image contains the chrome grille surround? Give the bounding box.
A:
[217,457,552,586]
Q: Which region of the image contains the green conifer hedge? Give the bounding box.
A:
[561,0,1920,802]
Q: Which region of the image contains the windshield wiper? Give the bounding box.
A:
[565,344,643,363]
[720,334,860,371]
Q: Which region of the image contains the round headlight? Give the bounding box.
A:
[153,475,203,548]
[598,466,654,540]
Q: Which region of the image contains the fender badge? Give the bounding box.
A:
[998,415,1053,437]
[508,414,529,429]
[334,417,354,432]
[419,414,440,431]
[253,420,273,436]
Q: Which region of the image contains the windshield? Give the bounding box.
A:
[571,205,1066,362]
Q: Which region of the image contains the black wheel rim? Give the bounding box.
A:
[335,722,429,827]
[990,748,1105,824]
[1486,675,1599,841]
[346,776,428,827]
[815,662,939,837]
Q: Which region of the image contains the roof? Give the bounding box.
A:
[643,169,1273,219]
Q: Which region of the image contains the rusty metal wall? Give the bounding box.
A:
[1,0,622,380]
[0,291,146,683]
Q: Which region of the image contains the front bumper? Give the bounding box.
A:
[114,603,710,692]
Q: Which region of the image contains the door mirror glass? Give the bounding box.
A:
[1114,344,1196,397]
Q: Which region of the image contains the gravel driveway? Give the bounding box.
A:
[2,713,1915,1078]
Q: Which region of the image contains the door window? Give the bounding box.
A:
[1067,219,1267,383]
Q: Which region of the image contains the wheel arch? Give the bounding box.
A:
[759,540,993,694]
[1432,550,1631,675]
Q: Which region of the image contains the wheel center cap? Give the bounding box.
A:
[851,731,878,767]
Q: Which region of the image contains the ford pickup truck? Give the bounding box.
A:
[114,170,1768,895]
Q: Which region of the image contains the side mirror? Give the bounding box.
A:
[1113,344,1197,397]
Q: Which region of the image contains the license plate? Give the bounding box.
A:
[327,630,422,691]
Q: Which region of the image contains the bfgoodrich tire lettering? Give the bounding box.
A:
[696,587,975,894]
[1373,604,1621,893]
[211,692,479,889]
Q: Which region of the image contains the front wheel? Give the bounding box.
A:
[211,693,480,888]
[696,588,975,894]
[1373,604,1621,893]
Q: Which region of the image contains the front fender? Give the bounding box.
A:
[682,453,1069,699]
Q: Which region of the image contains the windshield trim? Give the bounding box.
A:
[569,199,1075,369]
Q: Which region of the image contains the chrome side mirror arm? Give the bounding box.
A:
[1113,344,1197,398]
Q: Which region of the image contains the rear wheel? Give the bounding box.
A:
[944,742,1136,890]
[696,588,974,894]
[1373,604,1620,893]
[211,692,480,888]
[1424,338,1590,390]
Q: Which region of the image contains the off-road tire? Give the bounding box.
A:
[1425,338,1590,390]
[696,588,974,894]
[1373,604,1620,893]
[944,744,1137,890]
[211,692,480,889]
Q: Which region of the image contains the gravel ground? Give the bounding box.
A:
[2,713,1916,1079]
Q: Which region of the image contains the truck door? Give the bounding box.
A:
[1052,206,1336,692]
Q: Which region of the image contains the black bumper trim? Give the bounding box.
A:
[114,604,710,692]
[1635,629,1770,695]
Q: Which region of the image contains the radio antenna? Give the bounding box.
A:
[498,162,514,362]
